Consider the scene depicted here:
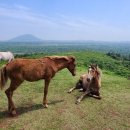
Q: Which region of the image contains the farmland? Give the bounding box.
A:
[0,41,130,55]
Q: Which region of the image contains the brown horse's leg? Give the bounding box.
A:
[43,79,50,108]
[5,80,23,116]
[76,90,90,104]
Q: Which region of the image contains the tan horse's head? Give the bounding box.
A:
[67,56,76,76]
[87,64,100,82]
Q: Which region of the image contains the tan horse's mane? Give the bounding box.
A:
[91,65,102,87]
[96,66,102,78]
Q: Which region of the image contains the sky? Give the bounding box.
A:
[0,0,130,41]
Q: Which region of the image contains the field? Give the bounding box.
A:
[0,51,130,130]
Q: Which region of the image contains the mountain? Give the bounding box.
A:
[8,34,43,42]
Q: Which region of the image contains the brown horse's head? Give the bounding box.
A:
[67,56,76,76]
[87,64,100,82]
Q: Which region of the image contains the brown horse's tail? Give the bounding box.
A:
[0,65,8,90]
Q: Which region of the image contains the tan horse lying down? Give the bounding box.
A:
[0,56,76,116]
[68,64,102,104]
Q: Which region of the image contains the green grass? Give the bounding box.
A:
[0,52,130,130]
[16,51,130,77]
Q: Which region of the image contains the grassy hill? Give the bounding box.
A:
[0,51,130,130]
[15,51,130,77]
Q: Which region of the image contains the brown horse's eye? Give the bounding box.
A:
[74,63,76,66]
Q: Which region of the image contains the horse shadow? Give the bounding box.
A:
[0,100,64,119]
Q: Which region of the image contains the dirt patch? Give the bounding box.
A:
[0,119,15,129]
[0,122,9,129]
[103,128,113,130]
[61,123,78,130]
[109,109,120,117]
[76,107,86,119]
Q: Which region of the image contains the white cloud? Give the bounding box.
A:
[0,4,57,27]
[14,4,30,11]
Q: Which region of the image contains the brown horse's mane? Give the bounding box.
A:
[45,56,68,60]
[44,56,75,62]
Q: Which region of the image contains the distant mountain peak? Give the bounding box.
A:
[8,34,42,42]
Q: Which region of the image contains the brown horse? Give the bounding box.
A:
[68,64,101,104]
[0,56,76,116]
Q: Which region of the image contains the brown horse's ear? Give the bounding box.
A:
[69,56,75,62]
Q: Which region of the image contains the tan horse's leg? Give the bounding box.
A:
[90,91,102,99]
[91,94,102,99]
[5,80,23,116]
[68,80,83,93]
[68,86,76,93]
[76,90,90,104]
[43,79,50,108]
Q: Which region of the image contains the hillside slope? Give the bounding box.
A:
[0,65,130,130]
[15,51,130,78]
[0,51,130,130]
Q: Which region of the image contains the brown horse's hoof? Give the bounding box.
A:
[9,110,17,117]
[42,104,48,108]
[12,110,16,114]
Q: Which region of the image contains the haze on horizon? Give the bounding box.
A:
[0,0,130,41]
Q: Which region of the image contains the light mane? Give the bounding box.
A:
[97,67,102,78]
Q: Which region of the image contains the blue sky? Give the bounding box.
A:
[0,0,130,41]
